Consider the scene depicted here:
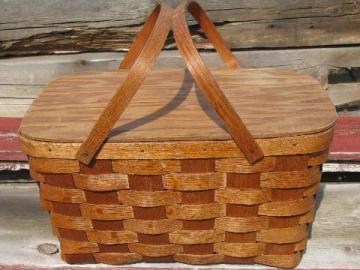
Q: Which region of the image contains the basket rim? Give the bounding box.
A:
[19,126,334,160]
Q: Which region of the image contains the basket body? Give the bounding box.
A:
[27,137,330,268]
[20,2,337,268]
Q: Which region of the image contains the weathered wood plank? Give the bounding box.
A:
[0,182,359,268]
[2,47,360,82]
[0,85,43,99]
[0,98,33,105]
[328,83,360,108]
[1,0,360,56]
[0,105,31,117]
[0,117,26,161]
[1,47,360,117]
[2,47,360,84]
[329,116,360,161]
[323,163,360,172]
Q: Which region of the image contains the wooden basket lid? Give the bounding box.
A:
[20,67,336,144]
[20,1,336,166]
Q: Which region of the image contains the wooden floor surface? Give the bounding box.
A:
[0,182,359,269]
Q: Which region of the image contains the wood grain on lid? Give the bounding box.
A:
[20,68,336,143]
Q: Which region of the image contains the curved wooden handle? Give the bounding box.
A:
[186,1,240,69]
[119,4,163,70]
[76,3,173,164]
[173,1,264,164]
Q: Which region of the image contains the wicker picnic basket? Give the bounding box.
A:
[19,1,337,268]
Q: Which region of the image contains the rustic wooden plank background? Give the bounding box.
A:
[1,0,360,57]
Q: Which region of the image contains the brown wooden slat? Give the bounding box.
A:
[1,1,359,56]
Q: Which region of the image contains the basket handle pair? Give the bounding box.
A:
[76,1,264,165]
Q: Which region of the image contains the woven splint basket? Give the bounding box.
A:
[19,1,337,268]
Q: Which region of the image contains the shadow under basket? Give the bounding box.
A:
[19,1,336,269]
